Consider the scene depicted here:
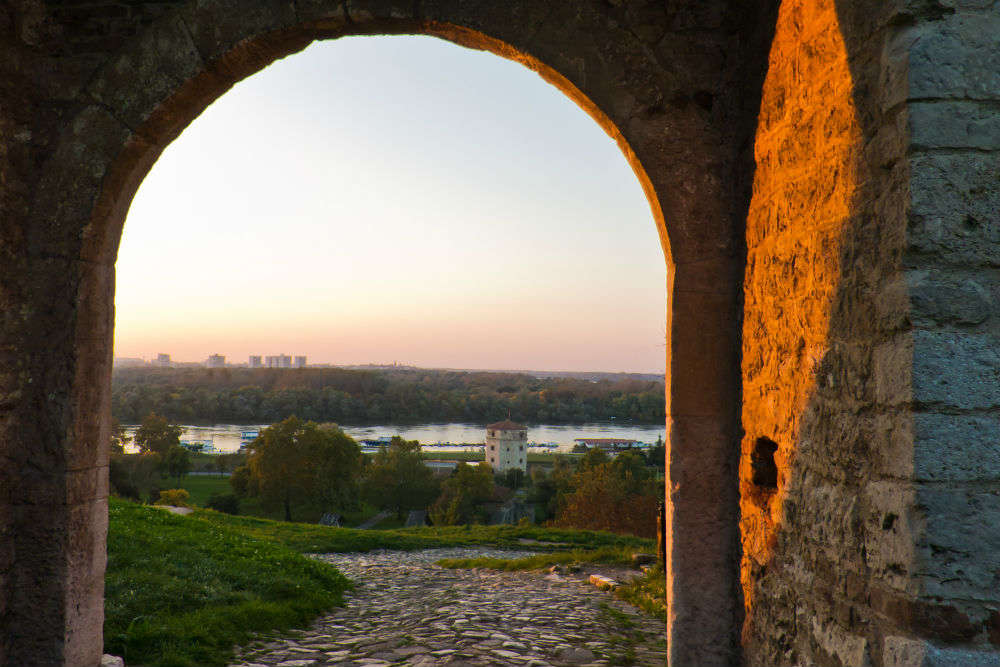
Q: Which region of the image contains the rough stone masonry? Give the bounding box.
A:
[0,1,997,666]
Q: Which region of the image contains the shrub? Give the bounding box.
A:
[206,492,240,515]
[154,488,191,507]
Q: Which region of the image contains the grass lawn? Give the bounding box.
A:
[105,499,350,667]
[162,474,230,506]
[189,509,655,554]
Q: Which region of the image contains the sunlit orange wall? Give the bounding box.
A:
[741,0,863,619]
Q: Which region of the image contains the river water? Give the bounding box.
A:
[122,422,666,454]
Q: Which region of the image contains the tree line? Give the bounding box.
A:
[226,417,663,535]
[111,367,665,425]
[109,411,664,537]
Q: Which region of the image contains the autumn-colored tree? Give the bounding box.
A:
[554,457,660,538]
[245,416,361,522]
[429,462,494,525]
[133,413,182,456]
[361,437,440,519]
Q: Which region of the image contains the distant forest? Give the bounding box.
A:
[111,367,666,426]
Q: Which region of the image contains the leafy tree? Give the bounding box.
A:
[610,450,651,493]
[645,436,665,470]
[109,453,161,501]
[554,457,661,538]
[498,467,525,490]
[214,452,245,476]
[361,437,440,519]
[528,456,575,520]
[244,416,361,522]
[160,446,191,485]
[429,462,494,526]
[229,464,255,498]
[134,413,182,456]
[579,447,610,471]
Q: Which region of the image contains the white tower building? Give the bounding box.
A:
[485,420,528,473]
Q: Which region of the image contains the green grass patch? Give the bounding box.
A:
[436,546,635,571]
[189,509,653,554]
[165,474,231,507]
[614,564,667,622]
[105,499,350,667]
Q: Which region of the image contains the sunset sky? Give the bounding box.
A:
[114,36,666,373]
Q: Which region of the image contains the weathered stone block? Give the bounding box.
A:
[884,636,1000,667]
[914,485,1000,601]
[912,330,1000,409]
[180,0,299,64]
[909,101,1000,151]
[810,618,871,667]
[906,271,992,326]
[907,152,1000,266]
[295,0,349,27]
[863,480,919,592]
[30,106,132,259]
[908,12,1000,101]
[344,0,414,23]
[874,337,913,407]
[913,412,1000,481]
[87,15,204,134]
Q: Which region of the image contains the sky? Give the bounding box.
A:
[114,36,666,373]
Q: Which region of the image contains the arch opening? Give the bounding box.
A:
[7,4,755,666]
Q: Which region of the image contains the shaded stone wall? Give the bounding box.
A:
[899,0,1000,660]
[0,1,769,665]
[741,0,1000,665]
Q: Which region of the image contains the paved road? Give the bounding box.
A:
[231,548,667,667]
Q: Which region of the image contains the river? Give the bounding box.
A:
[122,422,666,454]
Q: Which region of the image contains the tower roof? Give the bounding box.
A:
[486,419,526,431]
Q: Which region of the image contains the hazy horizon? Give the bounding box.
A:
[114,36,667,374]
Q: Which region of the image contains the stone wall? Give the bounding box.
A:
[0,1,767,664]
[741,0,1000,664]
[740,0,870,662]
[1,0,997,665]
[902,0,1000,659]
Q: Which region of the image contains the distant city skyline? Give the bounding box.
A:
[114,36,666,374]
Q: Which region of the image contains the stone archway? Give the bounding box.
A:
[1,2,779,665]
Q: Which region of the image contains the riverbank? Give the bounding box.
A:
[122,422,666,456]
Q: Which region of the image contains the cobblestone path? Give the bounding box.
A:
[231,548,667,667]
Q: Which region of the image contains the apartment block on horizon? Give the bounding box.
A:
[265,354,292,368]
